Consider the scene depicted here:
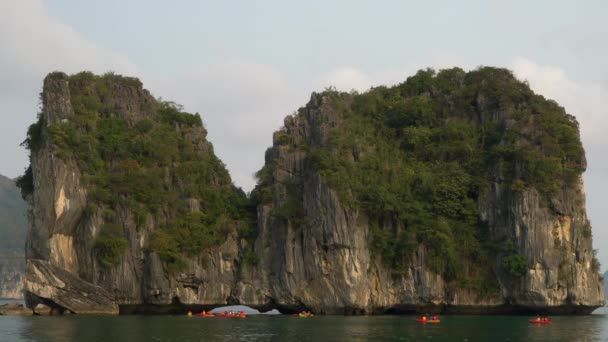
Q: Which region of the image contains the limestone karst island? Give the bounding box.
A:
[12,68,605,316]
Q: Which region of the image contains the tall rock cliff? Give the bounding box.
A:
[0,175,27,298]
[249,67,604,314]
[20,68,604,315]
[19,72,255,314]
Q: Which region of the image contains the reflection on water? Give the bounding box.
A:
[0,314,607,342]
[593,307,608,315]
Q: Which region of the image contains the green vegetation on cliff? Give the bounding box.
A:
[257,67,584,284]
[19,71,254,266]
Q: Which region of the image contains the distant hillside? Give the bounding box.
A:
[0,174,27,298]
[604,271,608,301]
[0,174,27,252]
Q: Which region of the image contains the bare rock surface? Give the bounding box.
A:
[25,259,118,314]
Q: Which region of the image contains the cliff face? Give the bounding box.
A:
[249,68,605,314]
[0,175,27,298]
[21,72,255,314]
[21,68,604,315]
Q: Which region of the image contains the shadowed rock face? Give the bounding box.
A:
[21,70,604,315]
[24,259,118,314]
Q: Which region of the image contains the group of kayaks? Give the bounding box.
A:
[187,311,552,324]
[187,311,246,318]
[415,316,553,325]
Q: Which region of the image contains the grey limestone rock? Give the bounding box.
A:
[248,91,605,314]
[25,259,118,314]
[22,73,604,315]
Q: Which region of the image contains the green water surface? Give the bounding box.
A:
[1,313,608,342]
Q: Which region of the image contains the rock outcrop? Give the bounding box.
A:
[20,68,604,315]
[24,259,118,314]
[20,72,252,314]
[246,68,605,314]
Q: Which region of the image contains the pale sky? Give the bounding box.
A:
[0,0,606,268]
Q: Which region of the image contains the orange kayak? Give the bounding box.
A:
[529,319,551,324]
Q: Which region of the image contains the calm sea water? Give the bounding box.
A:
[2,300,608,342]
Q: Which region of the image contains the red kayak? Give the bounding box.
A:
[415,319,440,323]
[529,319,552,324]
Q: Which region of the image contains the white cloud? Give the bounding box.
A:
[145,60,306,191]
[315,54,473,93]
[511,57,608,146]
[315,65,425,93]
[0,0,137,80]
[0,0,138,179]
[317,67,373,92]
